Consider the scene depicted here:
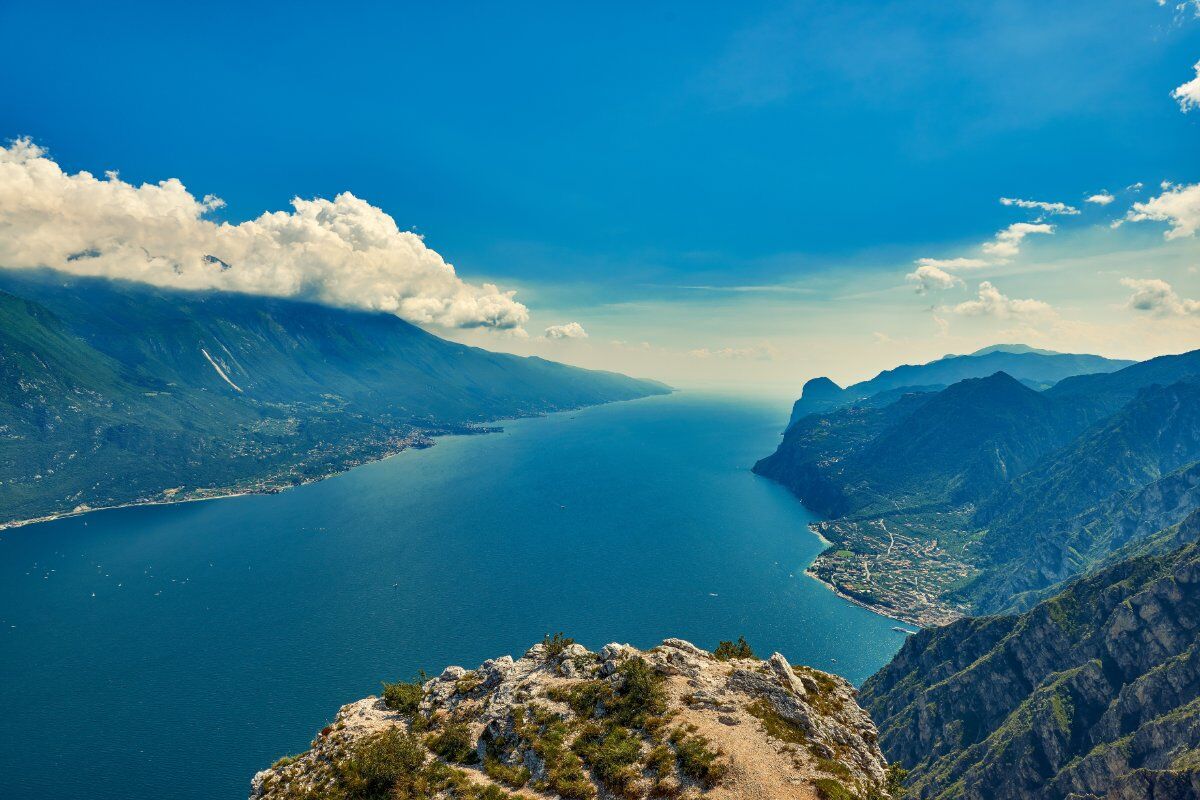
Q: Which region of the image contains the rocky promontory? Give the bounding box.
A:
[251,637,897,800]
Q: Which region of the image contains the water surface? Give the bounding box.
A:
[0,392,906,800]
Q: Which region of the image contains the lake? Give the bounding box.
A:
[0,391,906,800]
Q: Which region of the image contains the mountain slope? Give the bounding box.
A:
[250,637,894,800]
[755,347,1200,626]
[0,270,669,526]
[861,512,1200,800]
[787,348,1133,425]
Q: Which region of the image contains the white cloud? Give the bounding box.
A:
[906,264,964,294]
[1128,181,1145,192]
[1172,61,1200,112]
[913,257,989,270]
[1121,181,1200,239]
[1120,277,1200,316]
[981,222,1055,259]
[999,197,1079,216]
[0,138,529,331]
[1085,192,1115,206]
[543,322,588,339]
[933,315,950,337]
[688,344,776,360]
[947,281,1055,319]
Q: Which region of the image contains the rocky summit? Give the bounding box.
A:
[250,637,896,800]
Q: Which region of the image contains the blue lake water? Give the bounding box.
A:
[0,392,906,800]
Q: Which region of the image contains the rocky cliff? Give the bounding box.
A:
[251,638,897,800]
[860,512,1200,800]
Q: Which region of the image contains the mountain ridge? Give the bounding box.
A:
[0,269,669,527]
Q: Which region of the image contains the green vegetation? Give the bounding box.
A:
[813,777,856,800]
[513,705,595,799]
[426,721,479,765]
[668,728,728,788]
[712,636,755,660]
[381,678,424,715]
[454,672,483,695]
[0,273,668,526]
[745,698,807,745]
[482,757,529,789]
[336,728,427,799]
[542,632,576,658]
[572,722,643,797]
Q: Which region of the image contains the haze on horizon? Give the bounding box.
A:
[2,0,1199,391]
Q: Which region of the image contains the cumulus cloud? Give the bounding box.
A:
[947,281,1055,319]
[1085,192,1115,206]
[906,264,964,294]
[543,322,588,340]
[1121,277,1200,316]
[1173,61,1200,112]
[0,138,529,330]
[688,344,776,360]
[999,197,1079,216]
[1120,181,1200,239]
[981,222,1055,259]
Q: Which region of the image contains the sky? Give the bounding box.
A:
[1,0,1199,393]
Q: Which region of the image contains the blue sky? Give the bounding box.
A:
[2,1,1199,389]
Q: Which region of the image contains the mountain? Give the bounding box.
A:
[786,347,1133,425]
[861,512,1200,800]
[250,637,897,800]
[757,373,1088,519]
[755,348,1200,626]
[0,269,669,526]
[961,378,1200,610]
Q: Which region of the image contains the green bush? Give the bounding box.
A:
[610,657,667,726]
[381,679,423,715]
[712,636,755,661]
[669,729,727,788]
[542,632,576,658]
[427,721,479,764]
[572,722,643,796]
[336,728,426,800]
[814,777,856,800]
[483,757,530,789]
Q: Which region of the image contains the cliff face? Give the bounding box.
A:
[860,513,1200,800]
[251,638,894,800]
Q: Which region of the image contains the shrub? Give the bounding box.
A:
[542,632,576,658]
[611,657,667,726]
[713,636,755,661]
[336,728,426,800]
[483,757,530,789]
[669,729,727,788]
[572,722,643,796]
[514,706,596,799]
[427,721,479,764]
[381,679,423,715]
[814,777,856,800]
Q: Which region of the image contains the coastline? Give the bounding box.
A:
[801,526,923,628]
[0,394,669,534]
[800,523,960,629]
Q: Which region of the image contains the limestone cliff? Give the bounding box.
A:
[860,513,1200,800]
[251,638,896,800]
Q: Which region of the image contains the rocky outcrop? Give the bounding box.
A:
[251,638,893,800]
[860,520,1200,800]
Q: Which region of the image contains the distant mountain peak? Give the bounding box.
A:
[966,343,1063,357]
[800,375,843,400]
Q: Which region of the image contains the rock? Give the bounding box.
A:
[768,652,808,698]
[250,637,892,800]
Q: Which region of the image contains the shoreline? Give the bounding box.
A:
[800,523,955,630]
[801,525,931,633]
[0,394,671,534]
